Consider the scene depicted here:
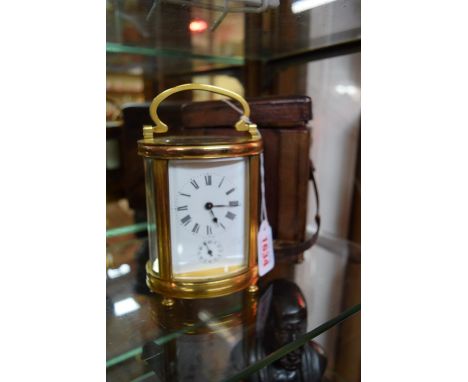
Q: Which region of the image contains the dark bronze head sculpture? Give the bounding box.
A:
[237,279,327,381]
[264,279,309,372]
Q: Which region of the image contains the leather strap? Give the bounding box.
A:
[273,159,321,257]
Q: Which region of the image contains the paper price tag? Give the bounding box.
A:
[257,219,275,276]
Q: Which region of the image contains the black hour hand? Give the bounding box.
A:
[208,209,219,224]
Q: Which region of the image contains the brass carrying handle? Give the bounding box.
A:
[144,83,257,138]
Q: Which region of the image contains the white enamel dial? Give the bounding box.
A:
[168,158,248,278]
[176,173,240,236]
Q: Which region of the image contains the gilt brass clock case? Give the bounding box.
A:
[138,84,262,301]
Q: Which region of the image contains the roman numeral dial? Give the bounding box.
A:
[168,158,247,276]
[174,172,242,237]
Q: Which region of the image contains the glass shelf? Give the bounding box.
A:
[106,0,360,75]
[106,228,361,381]
[106,45,244,78]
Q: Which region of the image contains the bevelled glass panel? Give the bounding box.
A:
[144,158,159,274]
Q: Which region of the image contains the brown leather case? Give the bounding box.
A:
[120,96,313,255]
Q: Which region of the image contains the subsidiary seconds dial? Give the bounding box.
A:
[197,239,223,263]
[175,173,241,236]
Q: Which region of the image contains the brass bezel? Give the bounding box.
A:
[138,139,262,159]
[141,147,260,300]
[146,261,258,299]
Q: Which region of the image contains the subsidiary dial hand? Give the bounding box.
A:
[203,242,213,256]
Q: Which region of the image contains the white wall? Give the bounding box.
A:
[295,52,361,370]
[307,52,361,238]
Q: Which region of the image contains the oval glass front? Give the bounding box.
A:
[167,157,250,280]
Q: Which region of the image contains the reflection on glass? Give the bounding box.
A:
[114,297,141,317]
[231,279,327,382]
[292,0,337,14]
[335,84,359,97]
[198,310,238,346]
[144,158,159,274]
[107,263,131,279]
[143,293,248,381]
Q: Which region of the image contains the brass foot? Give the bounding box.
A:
[161,297,175,307]
[248,284,259,293]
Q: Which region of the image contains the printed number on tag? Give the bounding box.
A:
[257,220,275,276]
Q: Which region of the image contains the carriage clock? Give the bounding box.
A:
[138,84,262,306]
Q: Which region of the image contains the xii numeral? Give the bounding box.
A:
[205,175,212,186]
